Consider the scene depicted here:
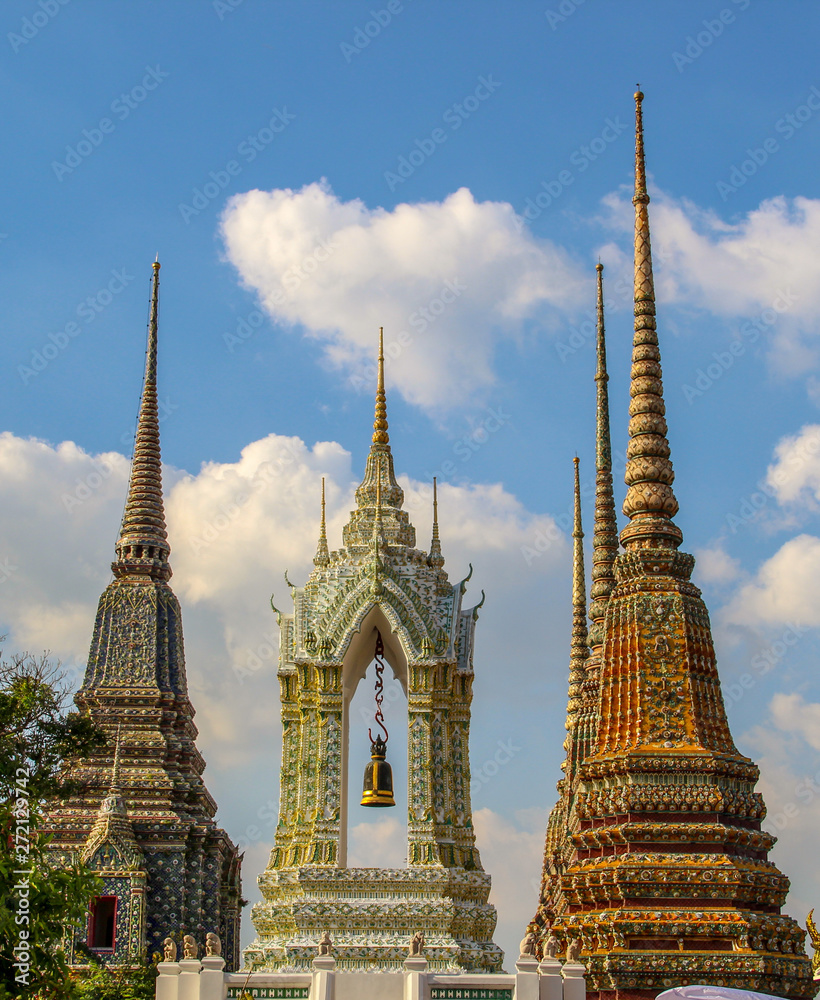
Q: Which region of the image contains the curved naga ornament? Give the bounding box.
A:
[807,909,820,978]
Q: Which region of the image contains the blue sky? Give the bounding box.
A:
[4,0,820,969]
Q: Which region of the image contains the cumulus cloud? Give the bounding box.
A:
[765,423,820,509]
[722,534,820,628]
[0,430,570,954]
[220,181,585,411]
[741,698,820,927]
[692,544,743,587]
[601,190,820,375]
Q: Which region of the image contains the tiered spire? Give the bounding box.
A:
[342,328,415,548]
[113,260,172,581]
[314,477,330,567]
[587,264,618,648]
[621,91,681,552]
[428,478,444,569]
[566,457,588,748]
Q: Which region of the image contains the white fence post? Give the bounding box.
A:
[156,961,181,1000]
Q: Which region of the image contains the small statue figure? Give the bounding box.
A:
[807,910,820,978]
[544,932,559,958]
[567,939,582,962]
[205,932,222,957]
[318,931,332,956]
[409,931,425,956]
[519,924,538,957]
[163,937,177,962]
[183,935,198,960]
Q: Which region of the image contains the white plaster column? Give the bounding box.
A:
[537,957,563,1000]
[403,955,428,1000]
[515,955,540,1000]
[199,955,225,1000]
[155,961,180,1000]
[561,961,586,1000]
[177,958,202,1000]
[311,953,336,1000]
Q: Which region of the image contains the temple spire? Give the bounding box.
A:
[429,477,444,569]
[587,263,618,649]
[568,458,588,706]
[343,329,415,548]
[314,477,330,567]
[113,260,172,581]
[373,326,389,445]
[621,91,681,552]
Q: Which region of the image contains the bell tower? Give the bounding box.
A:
[245,330,503,974]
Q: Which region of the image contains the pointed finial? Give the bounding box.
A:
[429,477,444,569]
[622,90,681,551]
[314,476,330,567]
[571,458,586,613]
[588,263,619,649]
[372,326,389,445]
[113,260,172,581]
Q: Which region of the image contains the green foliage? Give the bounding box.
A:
[69,948,159,1000]
[0,648,108,999]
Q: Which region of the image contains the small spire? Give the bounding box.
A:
[588,263,619,649]
[622,91,682,551]
[561,458,589,785]
[373,326,389,445]
[429,477,444,569]
[113,260,172,581]
[314,477,330,567]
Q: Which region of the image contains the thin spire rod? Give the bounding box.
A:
[621,90,681,551]
[372,326,389,445]
[113,260,172,581]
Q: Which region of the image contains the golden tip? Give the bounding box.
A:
[635,90,644,103]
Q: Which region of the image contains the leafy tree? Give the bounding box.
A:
[0,648,107,999]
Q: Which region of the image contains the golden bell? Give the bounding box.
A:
[361,736,396,808]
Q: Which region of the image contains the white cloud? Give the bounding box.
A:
[722,534,820,628]
[220,181,585,411]
[0,430,570,956]
[602,190,820,375]
[692,544,742,587]
[741,698,820,930]
[765,423,820,509]
[474,807,547,968]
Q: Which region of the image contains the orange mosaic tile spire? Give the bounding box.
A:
[533,92,816,1000]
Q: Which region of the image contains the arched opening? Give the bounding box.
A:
[340,604,408,869]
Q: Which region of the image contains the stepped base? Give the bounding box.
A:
[244,865,504,973]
